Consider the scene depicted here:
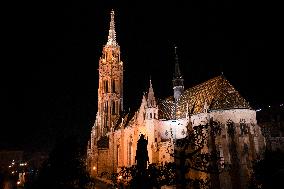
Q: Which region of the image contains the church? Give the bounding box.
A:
[87,10,266,188]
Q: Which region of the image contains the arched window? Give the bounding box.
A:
[105,101,108,113]
[104,80,109,93]
[112,79,115,93]
[116,101,119,114]
[150,113,152,119]
[112,101,115,115]
[128,142,132,166]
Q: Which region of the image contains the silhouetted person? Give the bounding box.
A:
[135,134,149,173]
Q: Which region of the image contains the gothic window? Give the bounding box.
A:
[112,101,115,115]
[105,101,109,113]
[116,101,119,114]
[143,113,146,120]
[227,119,235,137]
[240,122,249,136]
[104,117,107,128]
[240,119,249,136]
[128,142,132,166]
[154,113,156,119]
[150,113,152,119]
[104,80,109,93]
[112,79,115,93]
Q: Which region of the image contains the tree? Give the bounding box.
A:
[118,162,176,189]
[31,136,94,189]
[249,149,284,189]
[117,120,226,189]
[167,119,225,189]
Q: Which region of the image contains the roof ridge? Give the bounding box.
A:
[187,75,223,91]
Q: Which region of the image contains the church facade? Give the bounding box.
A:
[87,11,266,188]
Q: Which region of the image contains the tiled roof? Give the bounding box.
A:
[159,75,251,120]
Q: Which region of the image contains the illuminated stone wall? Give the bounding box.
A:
[189,109,265,189]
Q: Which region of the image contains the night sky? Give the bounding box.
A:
[2,0,282,152]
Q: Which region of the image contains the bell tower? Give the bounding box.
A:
[172,46,184,102]
[98,10,123,137]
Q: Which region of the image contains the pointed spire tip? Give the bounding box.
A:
[106,9,117,46]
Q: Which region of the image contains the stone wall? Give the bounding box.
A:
[88,108,265,189]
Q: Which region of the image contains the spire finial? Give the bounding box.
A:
[106,10,117,46]
[149,76,152,88]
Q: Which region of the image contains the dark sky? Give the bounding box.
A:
[2,0,282,151]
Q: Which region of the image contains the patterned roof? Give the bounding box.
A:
[159,75,251,120]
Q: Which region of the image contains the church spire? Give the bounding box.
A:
[149,77,153,93]
[97,10,123,136]
[174,46,181,78]
[106,10,117,46]
[147,78,156,108]
[172,46,184,102]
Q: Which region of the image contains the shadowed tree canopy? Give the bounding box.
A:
[117,120,226,189]
[249,149,284,189]
[31,135,93,189]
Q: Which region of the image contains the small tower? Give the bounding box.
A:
[97,10,123,137]
[145,79,158,165]
[172,46,184,102]
[146,79,158,120]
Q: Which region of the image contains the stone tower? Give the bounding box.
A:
[98,10,123,137]
[172,46,184,102]
[146,79,158,120]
